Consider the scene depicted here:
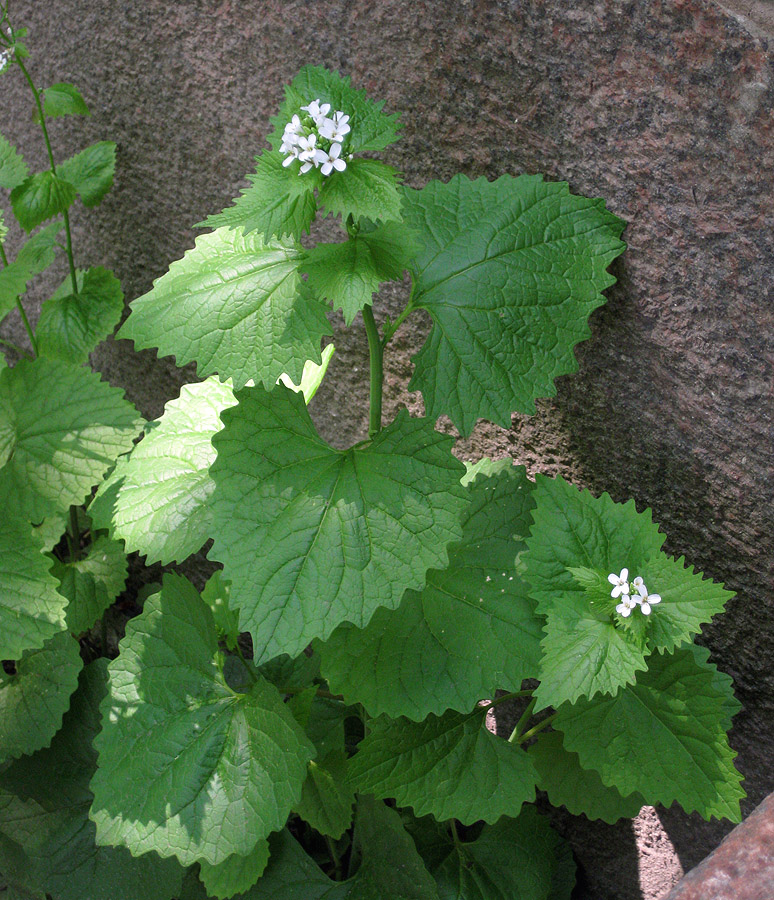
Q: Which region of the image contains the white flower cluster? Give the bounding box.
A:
[0,45,14,74]
[608,567,661,617]
[280,99,351,176]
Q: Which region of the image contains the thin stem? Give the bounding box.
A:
[449,819,463,851]
[234,641,258,683]
[15,298,37,356]
[17,56,79,296]
[516,712,557,745]
[362,304,383,439]
[483,688,534,711]
[325,834,343,881]
[0,336,33,358]
[508,697,536,744]
[381,284,416,347]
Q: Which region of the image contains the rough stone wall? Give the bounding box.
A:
[2,1,772,898]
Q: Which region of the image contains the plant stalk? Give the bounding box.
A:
[362,304,383,439]
[508,697,536,744]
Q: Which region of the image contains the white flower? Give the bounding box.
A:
[0,47,13,74]
[301,98,331,123]
[634,582,661,615]
[616,593,637,618]
[608,568,630,599]
[315,142,346,176]
[318,111,351,142]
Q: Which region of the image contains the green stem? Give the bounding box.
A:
[449,819,462,851]
[381,284,416,347]
[234,641,258,683]
[508,697,536,744]
[17,56,79,296]
[325,835,343,881]
[516,712,557,745]
[484,688,534,711]
[362,304,383,439]
[15,297,38,356]
[0,336,33,358]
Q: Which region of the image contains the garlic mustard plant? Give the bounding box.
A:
[0,55,745,900]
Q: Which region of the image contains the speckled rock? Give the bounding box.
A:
[665,792,774,900]
[2,2,773,899]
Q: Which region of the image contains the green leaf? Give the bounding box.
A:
[278,341,335,403]
[294,750,355,839]
[10,171,76,232]
[90,376,237,564]
[302,223,420,325]
[401,175,626,436]
[258,650,321,694]
[0,222,62,323]
[209,386,468,664]
[410,808,575,900]
[42,82,90,118]
[52,535,128,634]
[90,574,315,866]
[201,569,241,651]
[36,266,124,363]
[268,66,402,155]
[523,475,666,709]
[57,140,116,207]
[555,645,745,821]
[0,515,68,659]
[348,707,537,824]
[118,226,331,389]
[246,797,439,899]
[0,630,82,763]
[0,132,29,191]
[528,731,645,823]
[198,840,270,900]
[0,358,143,520]
[318,159,402,226]
[0,662,186,900]
[319,463,543,719]
[200,151,319,240]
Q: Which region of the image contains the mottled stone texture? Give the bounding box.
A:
[2,1,772,898]
[665,791,774,900]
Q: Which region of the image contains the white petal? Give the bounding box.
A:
[640,601,651,615]
[333,157,346,171]
[608,573,620,586]
[282,154,295,167]
[321,161,333,176]
[611,585,623,598]
[299,161,313,174]
[617,603,632,617]
[330,143,342,159]
[620,568,629,582]
[648,594,661,605]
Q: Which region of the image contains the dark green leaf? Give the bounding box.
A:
[37,266,124,363]
[0,132,29,190]
[0,222,62,324]
[57,141,116,207]
[10,171,76,232]
[198,840,270,899]
[319,463,542,719]
[555,645,745,822]
[209,385,468,664]
[401,175,626,435]
[42,82,90,118]
[347,707,537,823]
[294,750,355,839]
[0,631,82,762]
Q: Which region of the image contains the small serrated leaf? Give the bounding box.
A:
[42,82,90,118]
[294,750,354,839]
[555,645,745,822]
[318,158,402,226]
[200,151,319,240]
[209,386,469,664]
[52,535,128,634]
[302,223,419,325]
[0,132,29,191]
[198,840,270,899]
[10,171,76,232]
[0,222,62,324]
[89,574,315,866]
[201,570,240,650]
[347,706,537,823]
[118,227,330,389]
[401,176,626,435]
[0,630,82,762]
[37,266,124,363]
[57,141,116,207]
